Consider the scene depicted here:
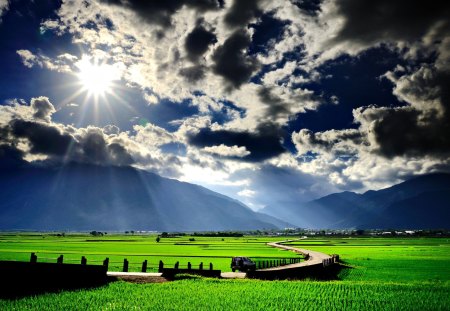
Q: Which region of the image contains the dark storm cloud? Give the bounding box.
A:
[371,108,450,158]
[330,0,450,46]
[0,99,136,167]
[298,67,450,160]
[185,22,216,61]
[212,30,259,88]
[224,0,263,28]
[188,122,285,162]
[101,0,221,26]
[10,119,74,156]
[79,128,135,166]
[368,67,450,158]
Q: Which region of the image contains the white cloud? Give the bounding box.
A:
[202,144,250,158]
[237,189,256,198]
[17,50,75,73]
[0,0,8,20]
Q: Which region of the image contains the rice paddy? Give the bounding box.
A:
[0,234,449,310]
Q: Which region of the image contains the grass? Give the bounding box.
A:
[284,237,450,282]
[0,233,300,271]
[1,278,448,310]
[1,234,449,310]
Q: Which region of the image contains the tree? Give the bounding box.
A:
[156,236,160,243]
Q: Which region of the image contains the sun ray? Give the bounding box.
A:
[75,56,120,96]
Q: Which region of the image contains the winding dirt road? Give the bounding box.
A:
[262,240,332,270]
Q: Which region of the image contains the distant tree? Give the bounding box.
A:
[356,229,365,236]
[156,236,160,243]
[131,230,135,235]
[161,232,168,238]
[90,231,103,237]
[125,231,129,234]
[189,238,195,242]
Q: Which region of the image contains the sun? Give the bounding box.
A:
[76,56,120,96]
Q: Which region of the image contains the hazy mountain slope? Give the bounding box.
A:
[261,174,450,229]
[0,163,287,231]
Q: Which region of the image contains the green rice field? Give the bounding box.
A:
[1,234,449,310]
[0,233,300,271]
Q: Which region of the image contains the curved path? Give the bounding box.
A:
[107,239,336,280]
[256,240,332,271]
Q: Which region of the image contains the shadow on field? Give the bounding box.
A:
[0,261,112,300]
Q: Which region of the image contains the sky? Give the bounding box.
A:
[0,0,449,211]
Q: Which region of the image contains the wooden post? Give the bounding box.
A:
[81,256,87,265]
[159,260,164,272]
[210,263,213,270]
[199,262,203,270]
[174,261,179,269]
[57,255,63,264]
[30,252,37,263]
[123,258,129,272]
[103,258,109,270]
[142,260,147,272]
[188,262,192,270]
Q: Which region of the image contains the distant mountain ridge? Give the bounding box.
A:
[0,163,290,231]
[261,173,450,229]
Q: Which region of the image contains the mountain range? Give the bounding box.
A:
[0,163,289,231]
[261,173,450,229]
[1,162,449,231]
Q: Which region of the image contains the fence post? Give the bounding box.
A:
[103,258,109,270]
[159,260,164,272]
[188,262,192,270]
[142,260,148,272]
[199,262,203,270]
[123,259,129,272]
[30,252,37,263]
[174,261,179,269]
[81,256,87,265]
[210,263,213,270]
[57,255,64,264]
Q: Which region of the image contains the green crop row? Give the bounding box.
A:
[1,278,449,311]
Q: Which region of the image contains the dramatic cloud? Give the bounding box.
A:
[100,0,221,27]
[212,30,259,88]
[328,0,450,50]
[30,97,56,122]
[4,0,450,210]
[0,98,182,172]
[292,128,364,156]
[224,0,264,28]
[188,123,285,162]
[185,21,216,61]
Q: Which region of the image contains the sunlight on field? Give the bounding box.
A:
[1,234,449,310]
